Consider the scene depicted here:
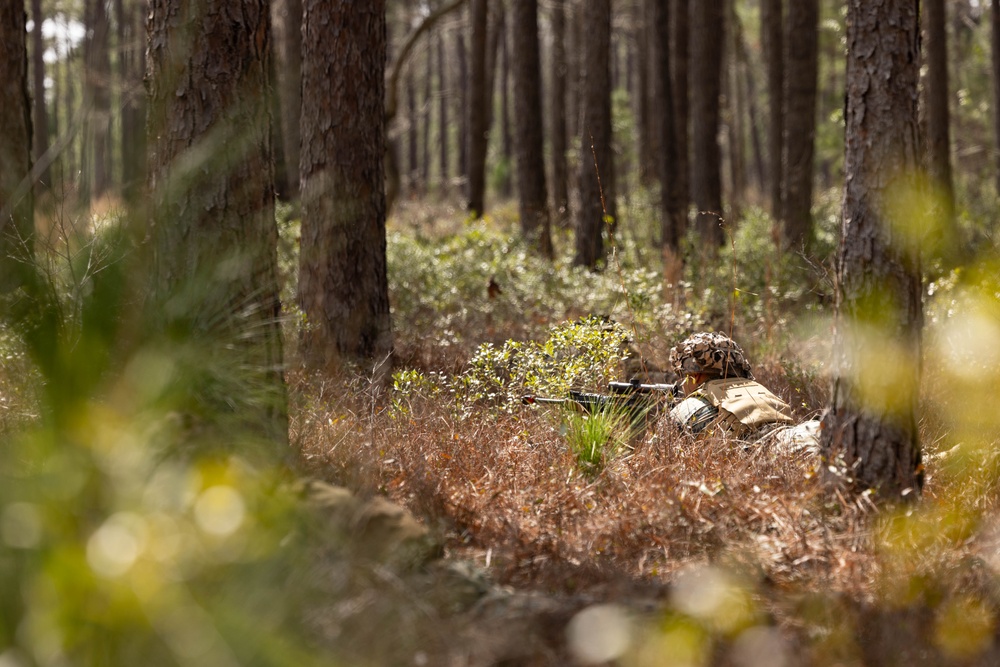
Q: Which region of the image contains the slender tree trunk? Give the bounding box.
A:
[457,27,469,185]
[735,17,767,193]
[87,0,111,200]
[30,0,50,191]
[512,0,553,258]
[993,0,1000,195]
[762,0,784,220]
[651,0,683,253]
[637,0,655,185]
[550,0,569,223]
[272,0,302,200]
[0,0,34,291]
[782,0,819,249]
[574,0,615,269]
[298,0,392,371]
[671,0,690,224]
[820,0,923,498]
[499,16,513,199]
[690,0,724,246]
[467,0,489,217]
[438,29,450,193]
[406,69,418,193]
[924,0,954,216]
[147,0,287,450]
[724,0,745,218]
[422,40,432,191]
[116,0,147,202]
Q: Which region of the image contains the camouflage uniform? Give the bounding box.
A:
[667,332,819,456]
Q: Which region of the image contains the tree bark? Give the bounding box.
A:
[782,0,819,249]
[924,0,954,215]
[993,0,1000,195]
[30,0,50,191]
[498,13,513,199]
[298,0,392,372]
[671,0,690,226]
[690,0,724,247]
[466,0,489,217]
[457,27,469,183]
[438,29,450,193]
[147,0,288,448]
[271,0,303,200]
[0,0,34,291]
[511,0,553,258]
[85,0,112,200]
[549,0,569,223]
[574,0,615,269]
[651,0,684,253]
[762,0,784,220]
[820,0,924,498]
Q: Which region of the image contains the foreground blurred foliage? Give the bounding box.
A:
[0,212,328,666]
[6,179,1000,665]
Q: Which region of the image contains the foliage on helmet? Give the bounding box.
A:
[668,332,754,379]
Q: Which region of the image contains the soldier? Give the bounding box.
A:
[667,332,820,456]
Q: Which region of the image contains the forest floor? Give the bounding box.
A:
[277,202,1000,666]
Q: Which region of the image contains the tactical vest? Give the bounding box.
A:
[670,378,794,438]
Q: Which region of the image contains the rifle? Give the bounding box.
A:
[521,379,683,415]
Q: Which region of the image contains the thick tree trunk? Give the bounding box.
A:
[511,0,553,258]
[924,0,954,214]
[0,0,34,291]
[271,0,302,200]
[467,0,489,217]
[30,0,50,191]
[574,0,615,269]
[147,0,287,448]
[549,0,569,223]
[820,0,923,498]
[762,0,784,220]
[298,0,392,371]
[782,0,819,249]
[690,0,724,247]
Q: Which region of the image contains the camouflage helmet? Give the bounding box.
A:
[668,332,753,380]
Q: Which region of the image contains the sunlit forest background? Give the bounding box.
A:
[4,0,1000,665]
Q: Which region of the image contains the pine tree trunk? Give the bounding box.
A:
[574,0,614,269]
[499,19,513,199]
[86,0,112,200]
[651,0,684,252]
[549,0,569,223]
[438,30,450,193]
[297,0,392,371]
[820,0,923,498]
[690,0,724,247]
[457,28,469,183]
[466,0,489,217]
[0,0,34,291]
[924,0,954,214]
[147,0,287,448]
[762,0,784,220]
[671,0,690,223]
[511,0,553,258]
[993,0,1000,195]
[272,0,303,200]
[782,0,819,249]
[30,0,50,191]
